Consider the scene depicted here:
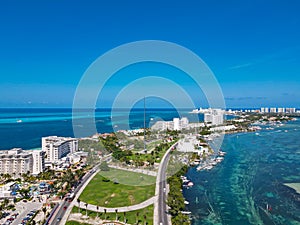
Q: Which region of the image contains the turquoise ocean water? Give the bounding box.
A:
[183,119,300,225]
[0,108,200,150]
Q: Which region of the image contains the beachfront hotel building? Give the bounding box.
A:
[0,148,45,177]
[204,109,224,126]
[152,117,189,131]
[42,136,78,163]
[28,149,46,175]
[260,107,297,114]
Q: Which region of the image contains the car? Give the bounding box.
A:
[57,217,61,221]
[63,206,67,210]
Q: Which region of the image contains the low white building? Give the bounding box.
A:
[210,125,237,132]
[0,182,18,199]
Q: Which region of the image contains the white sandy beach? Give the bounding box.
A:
[284,183,300,194]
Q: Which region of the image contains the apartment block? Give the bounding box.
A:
[0,148,45,177]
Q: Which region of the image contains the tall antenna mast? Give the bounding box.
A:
[144,97,146,152]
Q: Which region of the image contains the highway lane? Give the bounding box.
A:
[156,142,178,225]
[49,167,97,225]
[157,150,171,225]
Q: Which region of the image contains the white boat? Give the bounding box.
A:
[204,165,213,170]
[181,211,192,215]
[216,157,224,162]
[218,151,226,156]
[16,119,22,123]
[184,200,190,205]
[187,181,194,187]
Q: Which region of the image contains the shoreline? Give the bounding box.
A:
[180,118,298,224]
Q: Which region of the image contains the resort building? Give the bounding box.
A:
[277,108,285,113]
[42,136,78,163]
[204,109,224,126]
[261,107,269,113]
[286,108,296,113]
[152,117,189,131]
[0,148,45,176]
[28,150,46,175]
[173,118,180,130]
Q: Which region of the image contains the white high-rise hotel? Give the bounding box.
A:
[204,109,224,125]
[42,136,78,163]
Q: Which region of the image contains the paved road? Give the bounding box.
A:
[49,167,99,225]
[154,141,178,225]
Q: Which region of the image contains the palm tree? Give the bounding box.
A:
[115,209,118,221]
[3,198,9,208]
[104,208,107,220]
[85,203,88,217]
[123,212,126,224]
[96,205,99,218]
[136,212,139,224]
[77,199,81,214]
[42,207,47,220]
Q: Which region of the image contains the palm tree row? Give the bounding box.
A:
[75,202,150,224]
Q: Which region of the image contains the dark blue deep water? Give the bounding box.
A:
[184,120,300,225]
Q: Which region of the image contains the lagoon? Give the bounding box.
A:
[183,120,300,224]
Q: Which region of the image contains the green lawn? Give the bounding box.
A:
[66,221,90,225]
[79,168,155,207]
[71,205,153,225]
[98,168,155,186]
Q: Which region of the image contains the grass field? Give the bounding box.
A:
[71,205,153,225]
[79,168,155,207]
[66,221,90,225]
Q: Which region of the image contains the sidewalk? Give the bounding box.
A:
[77,196,157,213]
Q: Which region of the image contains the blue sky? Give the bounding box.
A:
[0,0,300,108]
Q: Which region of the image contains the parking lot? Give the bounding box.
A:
[0,198,43,225]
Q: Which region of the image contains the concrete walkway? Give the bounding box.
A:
[77,196,157,213]
[68,213,126,225]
